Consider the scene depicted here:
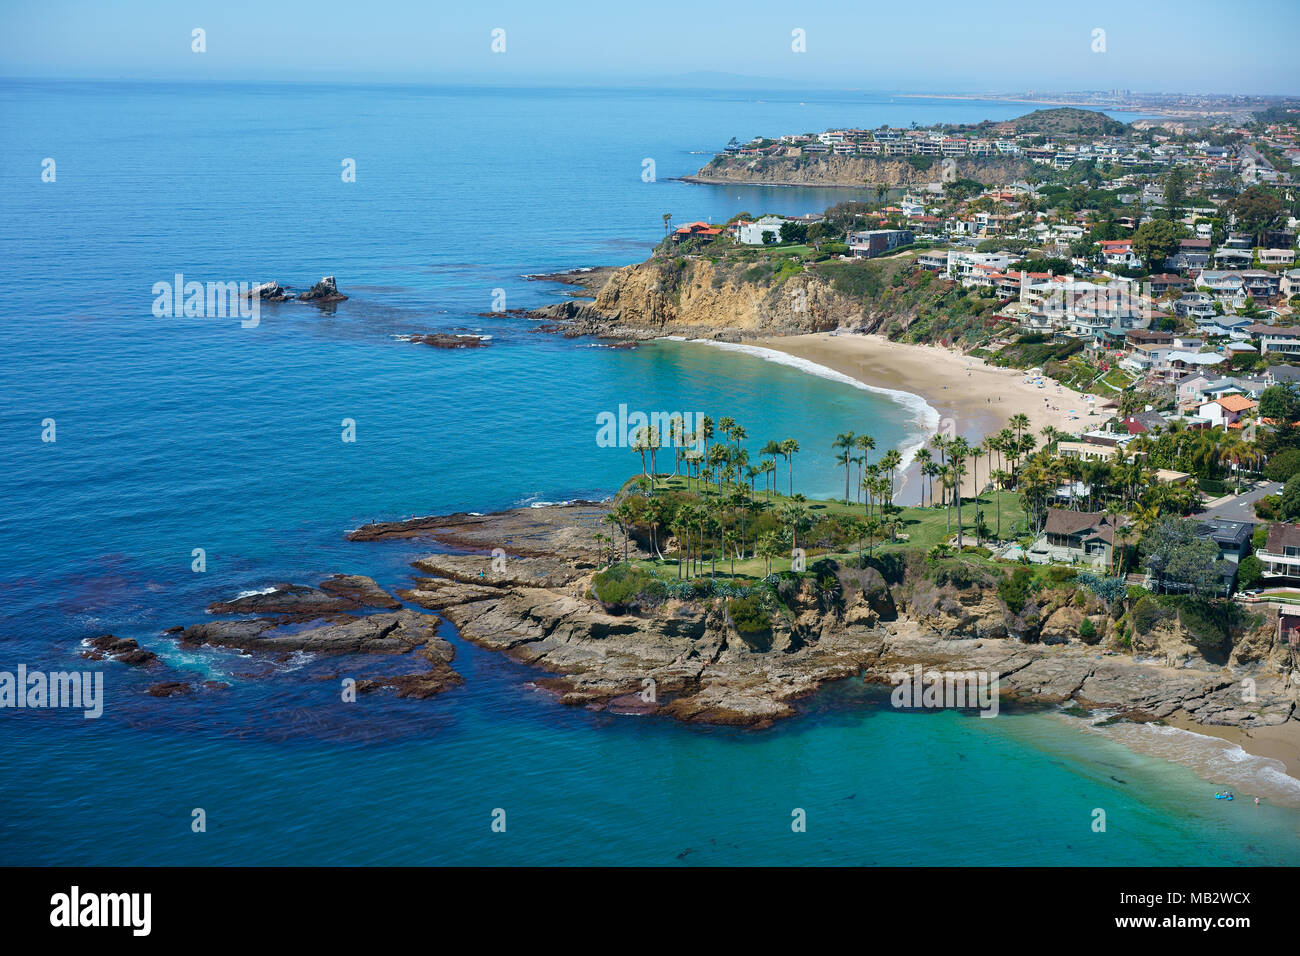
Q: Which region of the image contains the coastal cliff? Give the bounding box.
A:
[534,254,931,340]
[685,154,1033,188]
[338,504,1299,732]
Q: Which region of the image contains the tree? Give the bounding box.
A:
[1131,219,1184,271]
[1227,185,1282,240]
[1280,473,1300,523]
[1237,554,1263,591]
[779,221,808,244]
[780,438,800,496]
[1163,167,1189,219]
[947,437,972,549]
[1260,385,1300,424]
[1264,448,1300,483]
[832,432,856,503]
[1141,516,1220,594]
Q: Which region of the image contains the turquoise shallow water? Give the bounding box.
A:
[1,80,1296,865]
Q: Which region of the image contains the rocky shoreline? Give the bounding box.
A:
[100,497,1298,784]
[342,503,1297,733]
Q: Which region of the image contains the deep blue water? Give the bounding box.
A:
[2,80,1297,865]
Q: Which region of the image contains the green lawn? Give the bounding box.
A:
[621,474,1029,580]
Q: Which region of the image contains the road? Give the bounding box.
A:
[1195,481,1282,521]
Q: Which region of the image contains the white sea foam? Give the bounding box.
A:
[1062,710,1300,807]
[678,339,942,469]
[234,586,278,599]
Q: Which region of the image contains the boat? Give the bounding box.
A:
[1214,791,1235,801]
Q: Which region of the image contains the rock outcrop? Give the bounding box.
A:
[82,634,158,666]
[298,275,347,303]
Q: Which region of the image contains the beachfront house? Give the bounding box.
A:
[1257,523,1300,582]
[1027,509,1122,568]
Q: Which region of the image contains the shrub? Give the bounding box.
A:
[728,593,771,634]
[591,564,664,609]
[1075,572,1128,606]
[1079,617,1096,640]
[1237,554,1263,591]
[998,567,1035,615]
[1174,598,1233,650]
[1131,594,1163,634]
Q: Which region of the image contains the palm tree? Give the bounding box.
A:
[780,438,800,497]
[1010,413,1030,446]
[913,448,932,506]
[700,415,715,459]
[990,468,1011,542]
[930,433,949,505]
[631,425,649,477]
[879,448,903,507]
[948,437,972,549]
[605,507,630,563]
[832,432,856,503]
[779,500,809,551]
[855,433,875,502]
[864,516,882,557]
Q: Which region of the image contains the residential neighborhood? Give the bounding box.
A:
[658,105,1300,604]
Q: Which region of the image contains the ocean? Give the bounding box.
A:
[2,79,1297,865]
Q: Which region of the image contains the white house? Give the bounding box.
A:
[737,216,793,245]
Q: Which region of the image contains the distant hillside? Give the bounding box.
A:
[686,154,1032,188]
[1006,107,1127,136]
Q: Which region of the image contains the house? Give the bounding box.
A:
[736,216,792,245]
[1214,247,1254,269]
[1240,270,1282,302]
[848,229,913,258]
[672,221,722,243]
[1197,394,1258,427]
[1146,274,1190,296]
[1245,323,1300,356]
[1154,469,1194,487]
[1121,342,1171,375]
[1175,372,1213,409]
[1099,239,1139,267]
[1257,523,1300,582]
[1126,328,1173,347]
[1165,350,1224,379]
[1259,248,1296,266]
[1197,271,1247,304]
[1174,291,1217,320]
[1265,365,1300,387]
[1057,434,1132,462]
[1028,509,1123,567]
[1280,269,1300,298]
[1195,518,1255,563]
[1166,238,1211,272]
[1122,410,1167,434]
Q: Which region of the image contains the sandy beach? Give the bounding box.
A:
[757,332,1101,504]
[1166,712,1300,782]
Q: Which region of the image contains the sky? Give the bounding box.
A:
[1,0,1297,94]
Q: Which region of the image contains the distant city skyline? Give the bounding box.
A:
[1,0,1298,95]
